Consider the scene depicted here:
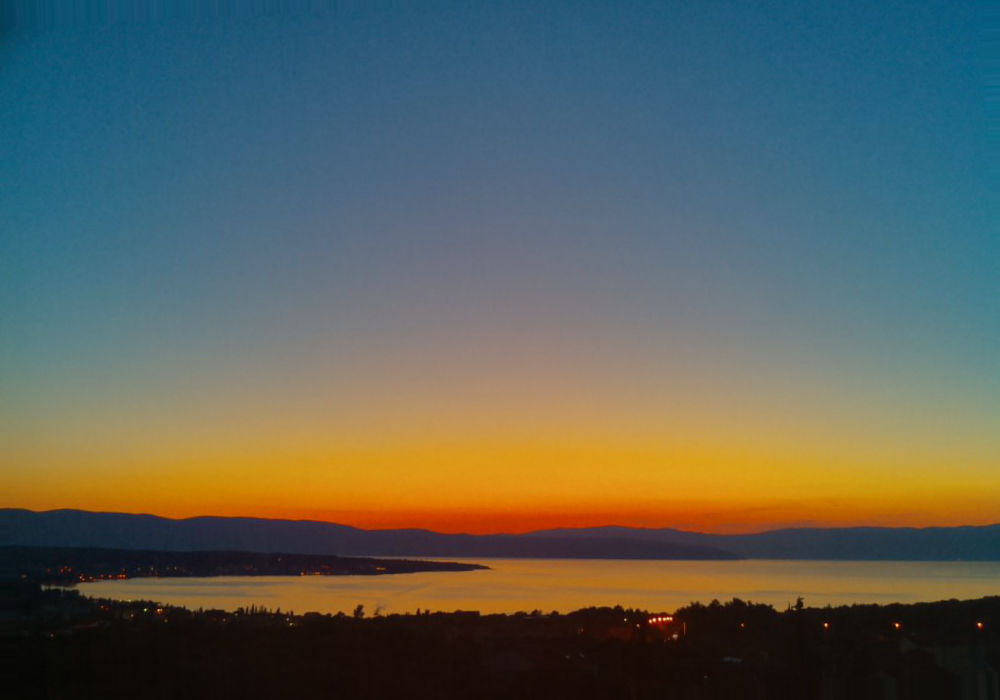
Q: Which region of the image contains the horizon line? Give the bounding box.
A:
[5,506,999,538]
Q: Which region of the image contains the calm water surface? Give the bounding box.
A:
[75,559,1000,615]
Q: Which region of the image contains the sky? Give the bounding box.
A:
[2,1,997,534]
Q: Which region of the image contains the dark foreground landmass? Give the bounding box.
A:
[3,580,998,700]
[0,545,487,584]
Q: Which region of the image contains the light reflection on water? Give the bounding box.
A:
[75,558,1000,615]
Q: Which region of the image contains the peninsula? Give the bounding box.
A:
[0,545,486,585]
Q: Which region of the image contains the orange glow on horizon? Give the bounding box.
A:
[6,422,999,535]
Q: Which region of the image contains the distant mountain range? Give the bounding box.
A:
[2,509,999,561]
[525,525,1000,561]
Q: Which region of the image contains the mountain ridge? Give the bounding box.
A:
[526,523,1000,560]
[0,509,736,560]
[3,509,999,560]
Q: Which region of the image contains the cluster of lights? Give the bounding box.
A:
[648,615,673,624]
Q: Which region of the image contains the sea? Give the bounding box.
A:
[71,558,1000,615]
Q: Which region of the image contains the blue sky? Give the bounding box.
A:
[2,1,997,530]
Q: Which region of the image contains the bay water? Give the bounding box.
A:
[74,558,1000,615]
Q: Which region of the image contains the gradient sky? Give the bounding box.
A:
[2,1,997,533]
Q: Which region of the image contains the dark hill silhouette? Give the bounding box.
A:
[0,509,737,560]
[527,524,1000,560]
[3,509,998,560]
